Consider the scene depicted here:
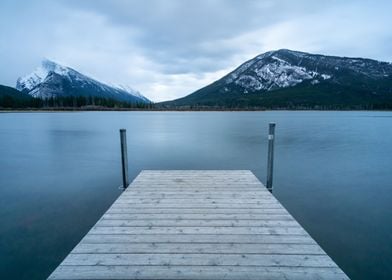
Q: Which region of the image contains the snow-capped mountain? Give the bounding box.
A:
[222,49,391,93]
[16,60,150,103]
[164,49,392,108]
[225,51,331,92]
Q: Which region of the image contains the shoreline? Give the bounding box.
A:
[1,108,392,113]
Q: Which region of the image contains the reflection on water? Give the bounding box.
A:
[0,111,391,279]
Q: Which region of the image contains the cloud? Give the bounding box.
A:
[1,0,391,101]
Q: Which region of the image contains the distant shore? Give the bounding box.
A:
[2,108,392,113]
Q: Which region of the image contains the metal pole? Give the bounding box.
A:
[120,129,129,189]
[266,123,276,192]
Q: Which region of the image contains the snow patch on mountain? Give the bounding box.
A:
[113,84,149,102]
[225,60,255,84]
[16,64,48,92]
[252,60,314,89]
[236,75,263,91]
[225,51,330,92]
[16,59,83,92]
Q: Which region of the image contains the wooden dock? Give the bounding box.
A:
[48,170,349,279]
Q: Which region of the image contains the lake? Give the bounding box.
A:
[0,111,391,279]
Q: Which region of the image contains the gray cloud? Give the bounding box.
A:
[1,0,391,101]
[63,0,341,73]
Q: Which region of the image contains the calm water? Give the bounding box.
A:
[0,111,391,279]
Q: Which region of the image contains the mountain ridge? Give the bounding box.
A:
[161,49,392,109]
[16,59,150,104]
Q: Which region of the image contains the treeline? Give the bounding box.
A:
[0,95,153,110]
[157,103,392,111]
[2,93,392,111]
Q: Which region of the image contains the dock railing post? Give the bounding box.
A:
[266,123,276,193]
[119,129,129,189]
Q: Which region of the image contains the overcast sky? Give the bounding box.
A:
[1,0,391,101]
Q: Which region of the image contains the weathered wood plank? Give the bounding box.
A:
[113,198,278,205]
[62,253,338,267]
[81,234,317,244]
[104,208,290,214]
[124,187,267,191]
[73,243,324,255]
[119,193,272,199]
[90,226,308,235]
[107,204,284,209]
[48,170,349,280]
[48,266,348,280]
[96,219,299,227]
[128,183,264,186]
[119,191,269,200]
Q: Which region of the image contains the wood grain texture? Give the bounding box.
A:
[48,170,349,280]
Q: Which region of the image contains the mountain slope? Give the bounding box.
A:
[0,84,29,98]
[0,84,35,108]
[163,49,392,109]
[17,60,150,104]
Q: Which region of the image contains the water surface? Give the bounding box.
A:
[0,111,391,279]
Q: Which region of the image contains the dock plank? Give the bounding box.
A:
[62,253,338,267]
[96,219,299,227]
[48,170,349,280]
[81,234,318,244]
[49,266,348,280]
[73,243,324,254]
